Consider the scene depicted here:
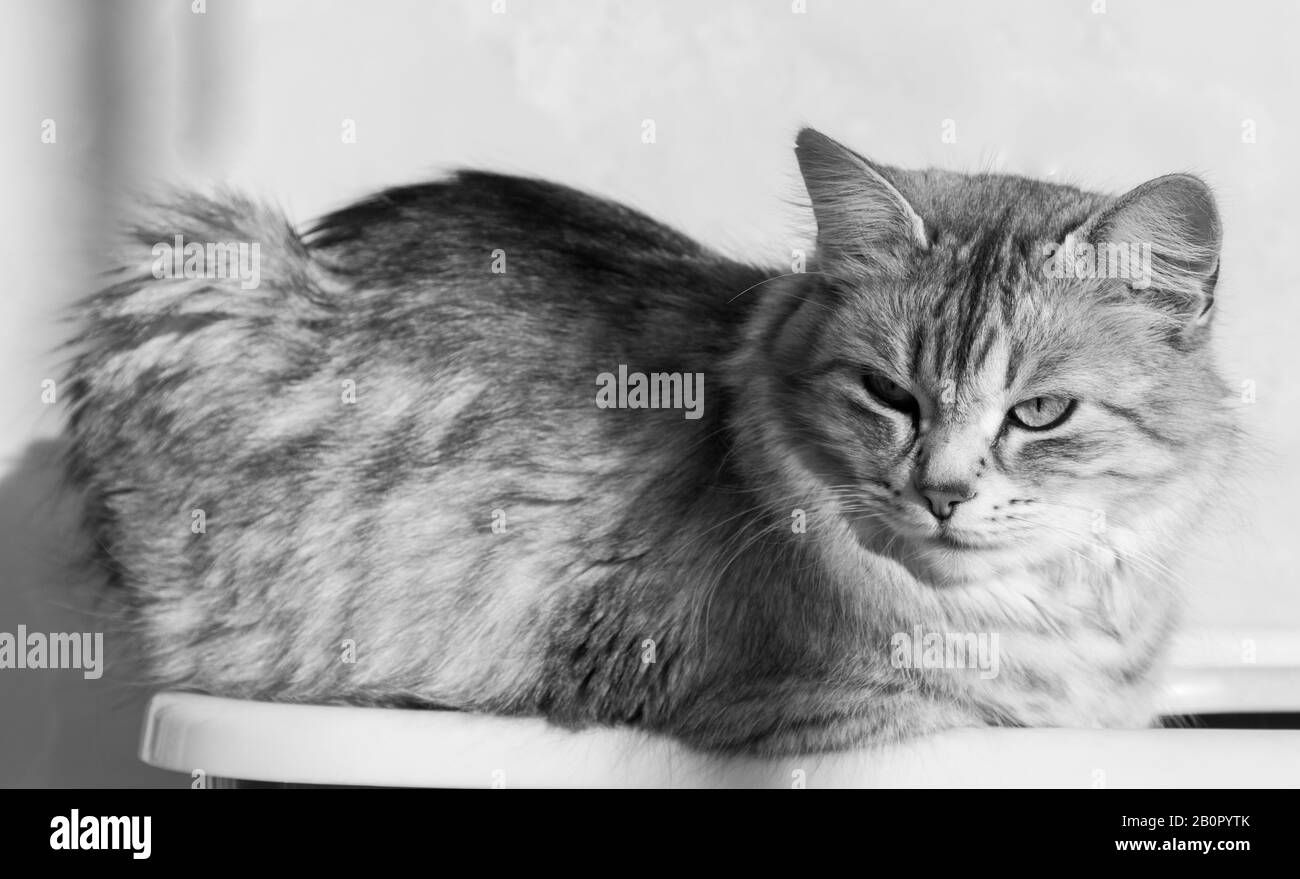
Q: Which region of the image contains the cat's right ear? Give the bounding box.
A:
[795,127,928,271]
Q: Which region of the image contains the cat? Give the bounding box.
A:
[63,127,1235,755]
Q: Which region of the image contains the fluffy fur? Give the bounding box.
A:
[63,128,1237,754]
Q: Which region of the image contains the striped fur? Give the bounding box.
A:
[62,130,1238,755]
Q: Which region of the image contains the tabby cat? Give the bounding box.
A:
[65,128,1233,754]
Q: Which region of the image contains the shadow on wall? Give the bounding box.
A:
[0,439,177,788]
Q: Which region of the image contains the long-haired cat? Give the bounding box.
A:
[64,128,1234,754]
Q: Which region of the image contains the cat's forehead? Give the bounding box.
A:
[829,174,1151,392]
[840,226,1106,396]
[896,169,1106,241]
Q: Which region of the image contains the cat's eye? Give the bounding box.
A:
[1008,395,1076,431]
[863,373,918,413]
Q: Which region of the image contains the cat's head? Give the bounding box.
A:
[746,128,1233,585]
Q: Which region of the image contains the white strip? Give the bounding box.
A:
[141,690,1300,789]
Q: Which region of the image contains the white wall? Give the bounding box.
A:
[2,0,1296,785]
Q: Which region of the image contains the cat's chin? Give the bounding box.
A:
[846,516,1044,585]
[922,529,1010,551]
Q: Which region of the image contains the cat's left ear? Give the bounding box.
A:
[1075,174,1222,328]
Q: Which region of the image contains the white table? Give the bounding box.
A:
[139,628,1300,788]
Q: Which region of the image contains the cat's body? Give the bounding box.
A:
[65,130,1235,754]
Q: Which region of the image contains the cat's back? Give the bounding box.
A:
[301,171,770,393]
[309,171,760,302]
[310,171,705,274]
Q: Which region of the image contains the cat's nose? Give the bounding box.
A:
[917,482,975,521]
